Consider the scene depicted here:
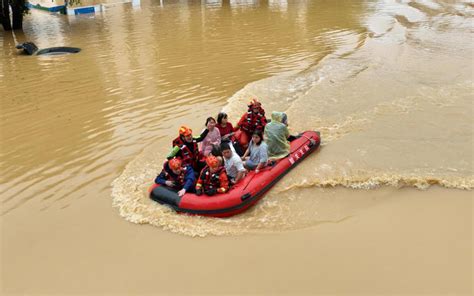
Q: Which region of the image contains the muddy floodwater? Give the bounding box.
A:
[1,0,472,295]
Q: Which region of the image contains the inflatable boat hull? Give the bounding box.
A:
[150,130,320,217]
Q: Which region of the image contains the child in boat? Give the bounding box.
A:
[155,158,195,197]
[200,117,221,156]
[167,125,208,172]
[195,155,229,196]
[234,98,267,150]
[241,130,268,174]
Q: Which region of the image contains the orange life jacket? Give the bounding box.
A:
[239,108,266,134]
[162,163,188,188]
[172,136,200,168]
[196,166,229,194]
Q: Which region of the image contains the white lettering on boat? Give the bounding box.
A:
[289,144,311,165]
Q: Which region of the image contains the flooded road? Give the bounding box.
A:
[1,0,472,294]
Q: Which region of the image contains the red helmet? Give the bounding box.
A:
[205,155,219,168]
[179,126,192,137]
[168,158,182,170]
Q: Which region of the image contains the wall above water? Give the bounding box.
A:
[27,0,66,12]
[27,0,135,15]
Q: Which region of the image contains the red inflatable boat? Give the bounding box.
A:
[149,131,320,217]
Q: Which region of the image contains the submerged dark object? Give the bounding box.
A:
[15,42,81,56]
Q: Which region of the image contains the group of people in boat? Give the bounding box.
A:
[154,98,301,197]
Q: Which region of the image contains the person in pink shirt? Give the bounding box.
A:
[200,117,221,156]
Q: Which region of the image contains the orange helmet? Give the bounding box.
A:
[205,155,219,168]
[179,126,192,137]
[248,98,261,108]
[168,158,182,170]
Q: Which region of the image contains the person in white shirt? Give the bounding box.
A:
[221,142,246,184]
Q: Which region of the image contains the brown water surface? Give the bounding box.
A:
[1,0,472,294]
[1,0,368,214]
